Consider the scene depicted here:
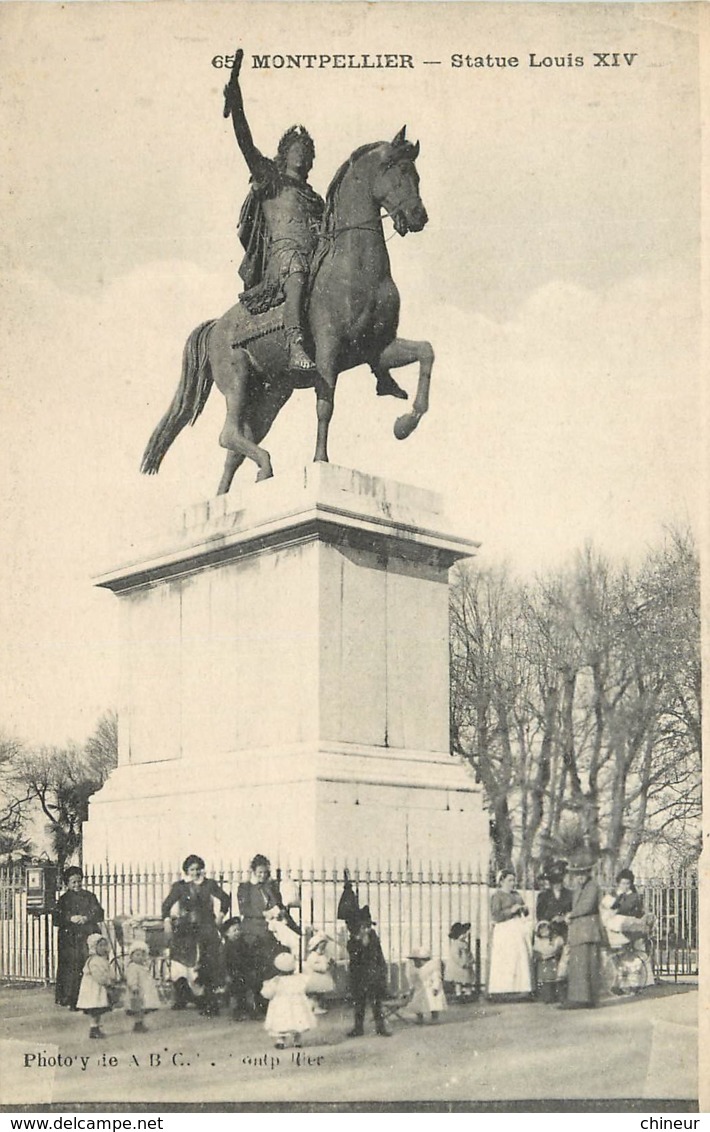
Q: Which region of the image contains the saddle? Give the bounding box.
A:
[234,231,327,349]
[230,298,285,350]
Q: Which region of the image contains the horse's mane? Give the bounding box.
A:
[323,141,384,229]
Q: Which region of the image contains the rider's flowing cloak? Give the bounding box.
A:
[236,152,324,301]
[237,187,269,290]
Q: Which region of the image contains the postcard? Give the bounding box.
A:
[0,0,704,1114]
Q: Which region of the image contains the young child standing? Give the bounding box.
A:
[222,916,252,1020]
[125,940,161,1033]
[444,922,475,1002]
[407,946,448,1024]
[346,907,391,1038]
[76,934,115,1039]
[533,921,564,1003]
[304,931,334,1015]
[261,951,315,1050]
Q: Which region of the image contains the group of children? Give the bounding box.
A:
[75,935,161,1039]
[73,912,478,1046]
[73,922,338,1046]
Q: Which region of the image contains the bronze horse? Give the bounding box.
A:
[141,127,433,495]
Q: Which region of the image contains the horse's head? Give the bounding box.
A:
[373,125,428,236]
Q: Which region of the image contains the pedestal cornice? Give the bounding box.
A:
[88,740,482,804]
[95,464,478,593]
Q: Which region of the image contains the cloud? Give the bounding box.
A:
[0,255,700,743]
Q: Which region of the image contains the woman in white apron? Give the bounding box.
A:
[487,870,533,997]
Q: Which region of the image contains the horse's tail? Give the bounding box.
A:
[140,319,217,475]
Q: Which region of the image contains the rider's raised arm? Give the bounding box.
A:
[223,48,266,178]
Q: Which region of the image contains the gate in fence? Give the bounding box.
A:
[0,863,698,987]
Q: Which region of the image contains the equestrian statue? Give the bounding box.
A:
[141,48,434,494]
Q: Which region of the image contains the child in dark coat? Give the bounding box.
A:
[346,907,391,1038]
[533,920,565,1003]
[222,917,252,1020]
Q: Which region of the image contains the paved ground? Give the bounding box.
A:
[0,982,698,1109]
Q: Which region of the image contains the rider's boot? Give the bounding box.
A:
[285,327,316,372]
[283,273,316,371]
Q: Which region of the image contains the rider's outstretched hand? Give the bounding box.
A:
[223,48,244,117]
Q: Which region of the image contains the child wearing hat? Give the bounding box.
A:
[125,940,162,1033]
[444,923,475,1003]
[76,934,116,1039]
[346,907,391,1038]
[261,952,316,1050]
[304,931,334,1015]
[407,946,448,1024]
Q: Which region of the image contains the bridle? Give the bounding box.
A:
[320,145,423,242]
[326,189,424,242]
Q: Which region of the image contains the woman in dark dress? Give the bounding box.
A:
[611,869,644,919]
[161,854,231,1016]
[536,861,573,942]
[609,867,654,988]
[236,854,298,1013]
[537,861,574,998]
[53,867,105,1009]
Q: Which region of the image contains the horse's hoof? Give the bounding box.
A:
[256,466,273,482]
[394,411,421,440]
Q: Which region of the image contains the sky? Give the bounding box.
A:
[0,1,702,747]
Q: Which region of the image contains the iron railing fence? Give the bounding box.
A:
[0,863,699,988]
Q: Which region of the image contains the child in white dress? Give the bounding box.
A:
[261,952,316,1049]
[125,940,162,1033]
[304,931,335,1015]
[407,946,448,1024]
[76,934,115,1039]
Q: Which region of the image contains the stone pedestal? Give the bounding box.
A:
[84,465,489,870]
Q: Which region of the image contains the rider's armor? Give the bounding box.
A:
[237,154,325,368]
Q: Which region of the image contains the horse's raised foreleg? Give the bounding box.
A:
[374,337,434,440]
[213,346,274,487]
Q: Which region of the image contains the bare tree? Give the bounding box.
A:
[0,732,33,859]
[0,711,118,869]
[450,564,524,871]
[450,530,701,877]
